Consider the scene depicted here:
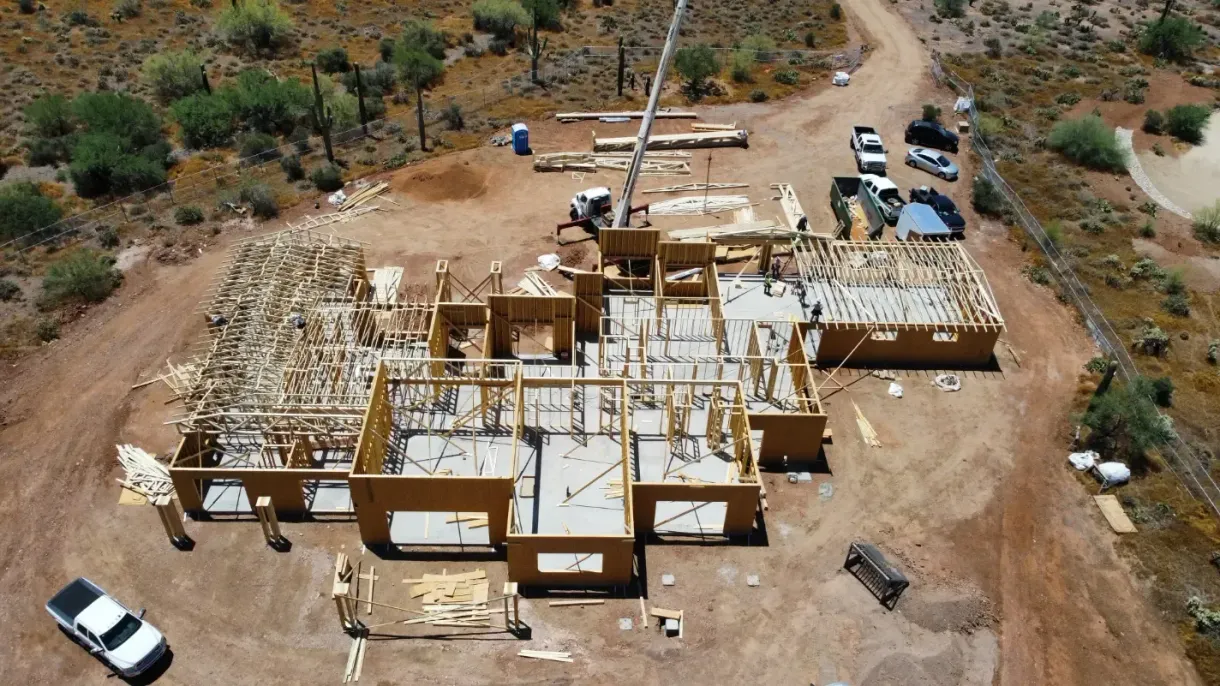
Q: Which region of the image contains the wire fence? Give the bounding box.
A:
[930,56,1220,519]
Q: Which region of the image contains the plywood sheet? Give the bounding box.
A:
[1093,495,1137,533]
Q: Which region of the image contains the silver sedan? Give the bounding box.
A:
[904,147,959,180]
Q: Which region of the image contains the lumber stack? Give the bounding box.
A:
[642,182,748,194]
[517,271,557,296]
[691,122,737,132]
[648,195,753,216]
[116,444,174,499]
[592,129,749,152]
[556,110,696,122]
[533,153,691,176]
[667,220,789,241]
[339,182,389,211]
[519,650,574,662]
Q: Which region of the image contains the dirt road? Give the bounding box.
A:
[0,0,1202,683]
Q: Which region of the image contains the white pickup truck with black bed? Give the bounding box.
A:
[850,125,888,174]
[46,577,167,678]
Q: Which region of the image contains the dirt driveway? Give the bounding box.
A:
[0,0,1203,684]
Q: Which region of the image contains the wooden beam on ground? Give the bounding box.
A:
[549,599,606,606]
[594,130,749,153]
[556,110,697,121]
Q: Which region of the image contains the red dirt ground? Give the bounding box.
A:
[0,0,1204,683]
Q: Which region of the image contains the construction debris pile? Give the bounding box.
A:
[115,444,174,499]
[533,152,692,176]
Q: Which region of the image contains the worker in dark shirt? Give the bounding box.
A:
[811,300,824,325]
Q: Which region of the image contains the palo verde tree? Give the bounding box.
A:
[522,0,559,83]
[393,40,445,152]
[673,44,720,98]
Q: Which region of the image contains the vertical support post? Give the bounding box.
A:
[490,261,503,294]
[255,496,286,548]
[354,63,369,136]
[153,495,190,548]
[616,37,625,97]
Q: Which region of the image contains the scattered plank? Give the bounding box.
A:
[691,122,737,131]
[853,401,882,448]
[519,650,574,663]
[548,599,606,607]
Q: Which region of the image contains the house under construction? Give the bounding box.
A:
[165,225,1002,586]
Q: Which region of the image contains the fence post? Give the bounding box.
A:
[617,37,625,97]
[354,63,369,136]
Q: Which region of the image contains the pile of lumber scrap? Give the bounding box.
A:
[593,129,748,152]
[667,220,789,241]
[648,195,754,216]
[691,122,737,132]
[517,271,557,296]
[341,633,368,683]
[339,182,389,211]
[285,206,378,231]
[556,110,696,122]
[406,570,493,627]
[116,444,174,499]
[131,358,198,397]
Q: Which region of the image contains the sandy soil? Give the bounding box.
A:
[1138,117,1220,215]
[0,0,1205,684]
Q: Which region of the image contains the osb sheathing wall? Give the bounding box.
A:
[631,483,761,535]
[350,475,514,545]
[748,414,828,466]
[506,535,636,586]
[600,228,659,292]
[815,327,1001,367]
[487,295,575,358]
[573,271,604,335]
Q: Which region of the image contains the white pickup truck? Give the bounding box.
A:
[47,578,167,678]
[850,125,888,174]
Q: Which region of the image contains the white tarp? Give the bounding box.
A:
[888,382,903,398]
[954,96,973,113]
[328,190,347,207]
[1068,451,1098,471]
[833,71,850,86]
[1096,462,1131,487]
[537,254,561,271]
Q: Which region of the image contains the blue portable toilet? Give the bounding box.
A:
[511,123,529,155]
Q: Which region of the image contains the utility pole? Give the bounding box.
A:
[611,0,690,228]
[616,37,625,97]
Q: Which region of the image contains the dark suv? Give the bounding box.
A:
[909,186,965,235]
[904,120,959,153]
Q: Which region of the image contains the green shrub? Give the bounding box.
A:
[0,279,20,301]
[829,2,842,20]
[983,37,1002,58]
[23,94,75,139]
[472,0,528,40]
[1164,104,1210,144]
[1138,15,1204,62]
[142,51,205,101]
[1082,376,1176,463]
[1044,219,1063,247]
[113,0,141,19]
[42,249,121,305]
[0,182,62,244]
[310,163,344,191]
[1162,292,1190,317]
[738,34,776,61]
[342,60,397,97]
[280,154,305,181]
[72,92,163,148]
[316,46,351,73]
[922,103,942,122]
[1022,264,1051,285]
[1141,376,1175,407]
[170,93,236,149]
[972,176,1007,217]
[18,0,35,13]
[26,138,71,167]
[1142,109,1164,134]
[220,69,311,134]
[1208,340,1219,365]
[36,318,60,342]
[773,69,799,86]
[400,19,448,60]
[674,44,720,94]
[238,182,278,218]
[729,50,754,83]
[69,132,167,198]
[935,0,966,18]
[1055,92,1081,106]
[217,0,294,53]
[1140,219,1156,237]
[1046,115,1126,171]
[441,102,465,130]
[64,9,96,25]
[749,89,768,102]
[1193,200,1220,243]
[239,132,281,162]
[174,205,204,225]
[804,31,816,48]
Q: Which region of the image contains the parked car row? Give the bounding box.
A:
[829,115,967,241]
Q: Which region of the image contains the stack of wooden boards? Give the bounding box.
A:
[593,129,749,152]
[406,570,493,627]
[518,650,574,662]
[648,195,754,216]
[533,152,691,176]
[338,181,389,211]
[517,271,558,296]
[555,110,696,122]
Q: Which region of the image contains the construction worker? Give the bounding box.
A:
[763,272,774,296]
[796,214,809,232]
[771,256,782,280]
[811,300,824,325]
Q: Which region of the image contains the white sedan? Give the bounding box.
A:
[904,147,959,180]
